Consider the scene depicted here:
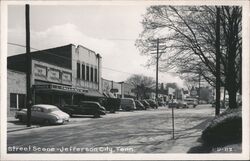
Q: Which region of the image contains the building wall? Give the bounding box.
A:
[122,83,136,98]
[72,45,101,91]
[32,59,72,86]
[101,78,122,98]
[7,70,26,116]
[102,78,112,93]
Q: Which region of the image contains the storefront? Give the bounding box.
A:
[33,83,103,106]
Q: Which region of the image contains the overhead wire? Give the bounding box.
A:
[8,42,169,77]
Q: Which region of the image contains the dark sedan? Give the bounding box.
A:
[59,101,106,118]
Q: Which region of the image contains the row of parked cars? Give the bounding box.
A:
[15,98,160,126]
[168,98,198,108]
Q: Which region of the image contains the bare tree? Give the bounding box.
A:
[126,74,155,99]
[136,5,242,109]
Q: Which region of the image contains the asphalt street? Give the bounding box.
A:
[7,104,214,153]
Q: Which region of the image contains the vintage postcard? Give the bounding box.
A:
[1,0,249,160]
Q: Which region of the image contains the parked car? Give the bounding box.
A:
[135,100,146,110]
[120,98,136,111]
[176,100,188,108]
[59,101,106,118]
[100,98,120,113]
[140,100,151,109]
[185,98,198,108]
[15,104,70,125]
[146,99,158,109]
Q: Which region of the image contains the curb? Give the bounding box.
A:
[7,125,40,133]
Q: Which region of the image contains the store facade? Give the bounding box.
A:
[7,44,103,116]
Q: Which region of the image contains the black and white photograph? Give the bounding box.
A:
[0,0,249,160]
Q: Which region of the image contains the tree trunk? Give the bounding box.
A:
[226,7,238,109]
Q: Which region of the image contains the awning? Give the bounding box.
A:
[103,92,116,98]
[34,84,88,94]
[84,90,104,98]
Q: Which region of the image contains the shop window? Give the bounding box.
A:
[18,94,26,109]
[10,93,17,109]
[86,66,90,81]
[77,62,80,79]
[95,68,98,83]
[82,64,85,80]
[10,93,26,109]
[91,67,94,82]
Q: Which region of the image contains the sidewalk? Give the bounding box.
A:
[7,117,39,133]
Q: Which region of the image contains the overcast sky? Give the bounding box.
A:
[8,5,184,87]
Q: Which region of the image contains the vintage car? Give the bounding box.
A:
[140,100,151,109]
[15,104,70,125]
[100,98,121,113]
[135,100,146,110]
[120,98,136,111]
[146,99,158,109]
[184,98,198,108]
[59,101,106,118]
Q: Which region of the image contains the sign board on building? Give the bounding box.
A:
[62,72,72,82]
[34,64,47,78]
[48,69,60,81]
[34,84,88,93]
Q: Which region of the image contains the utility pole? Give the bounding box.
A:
[215,7,221,116]
[156,38,159,102]
[150,38,166,102]
[198,71,201,104]
[25,4,32,127]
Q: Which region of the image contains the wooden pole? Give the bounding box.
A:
[25,4,32,127]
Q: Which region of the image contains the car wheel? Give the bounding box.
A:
[93,113,100,118]
[110,108,115,113]
[19,116,24,122]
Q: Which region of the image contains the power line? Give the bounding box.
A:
[8,42,150,76]
[8,42,179,80]
[102,67,135,75]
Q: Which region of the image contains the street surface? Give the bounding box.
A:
[7,105,214,153]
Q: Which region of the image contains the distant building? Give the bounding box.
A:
[7,44,103,116]
[102,78,121,98]
[101,79,136,99]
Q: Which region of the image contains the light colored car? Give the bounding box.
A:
[120,98,136,111]
[185,98,198,108]
[177,100,188,108]
[15,104,70,125]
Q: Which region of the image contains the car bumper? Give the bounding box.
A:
[55,118,69,124]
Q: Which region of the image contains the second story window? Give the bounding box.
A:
[82,64,85,80]
[77,62,80,79]
[86,65,90,81]
[95,68,98,83]
[91,67,94,82]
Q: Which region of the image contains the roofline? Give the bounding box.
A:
[7,44,74,58]
[76,45,102,58]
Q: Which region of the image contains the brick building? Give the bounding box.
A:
[7,44,103,116]
[7,70,26,116]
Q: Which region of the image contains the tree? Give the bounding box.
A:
[126,74,155,99]
[136,6,242,109]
